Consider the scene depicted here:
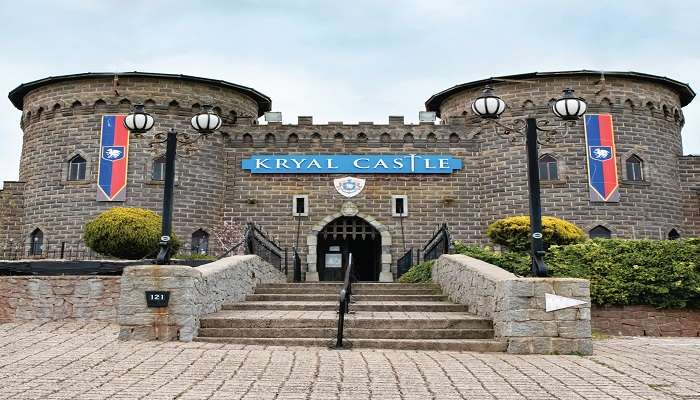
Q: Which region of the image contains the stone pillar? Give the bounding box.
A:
[379,232,393,282]
[305,234,319,281]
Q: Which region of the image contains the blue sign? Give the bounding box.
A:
[241,154,462,174]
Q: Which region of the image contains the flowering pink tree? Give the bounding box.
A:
[212,219,247,256]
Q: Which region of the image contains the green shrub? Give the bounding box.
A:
[548,239,700,308]
[454,242,531,276]
[398,260,434,283]
[84,207,180,259]
[486,216,586,251]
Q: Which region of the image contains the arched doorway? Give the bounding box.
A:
[317,216,381,281]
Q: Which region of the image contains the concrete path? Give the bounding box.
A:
[1,322,699,400]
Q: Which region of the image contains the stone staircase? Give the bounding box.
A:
[195,283,507,352]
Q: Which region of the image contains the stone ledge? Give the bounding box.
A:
[433,254,592,355]
[117,255,285,342]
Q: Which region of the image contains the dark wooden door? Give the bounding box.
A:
[317,217,380,281]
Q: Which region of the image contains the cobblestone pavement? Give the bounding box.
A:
[0,322,698,400]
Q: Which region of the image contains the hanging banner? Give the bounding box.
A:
[96,115,129,202]
[584,114,619,202]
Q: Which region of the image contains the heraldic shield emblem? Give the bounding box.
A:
[334,177,365,198]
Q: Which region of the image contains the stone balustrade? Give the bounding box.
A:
[118,255,286,342]
[433,254,592,355]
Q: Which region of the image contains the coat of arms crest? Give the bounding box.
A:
[333,177,365,198]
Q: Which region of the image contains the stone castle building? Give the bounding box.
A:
[1,70,698,281]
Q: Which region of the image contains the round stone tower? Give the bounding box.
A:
[9,72,271,250]
[425,71,695,239]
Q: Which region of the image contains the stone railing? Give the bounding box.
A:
[118,255,286,342]
[0,276,120,322]
[433,254,592,355]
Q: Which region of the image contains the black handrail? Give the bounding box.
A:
[422,223,454,261]
[334,253,353,349]
[293,247,302,282]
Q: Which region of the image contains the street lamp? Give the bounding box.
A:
[471,87,587,277]
[124,104,223,264]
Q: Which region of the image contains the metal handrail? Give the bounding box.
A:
[334,253,353,348]
[293,247,302,282]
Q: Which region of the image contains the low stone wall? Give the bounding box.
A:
[433,254,592,355]
[593,305,700,337]
[118,255,286,342]
[0,276,120,322]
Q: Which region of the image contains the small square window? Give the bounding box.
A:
[292,195,309,217]
[392,195,408,217]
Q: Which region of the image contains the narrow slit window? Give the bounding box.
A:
[625,155,643,181]
[68,155,87,181]
[152,156,166,181]
[538,154,558,181]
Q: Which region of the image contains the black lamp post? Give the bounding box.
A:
[471,87,587,277]
[124,104,223,264]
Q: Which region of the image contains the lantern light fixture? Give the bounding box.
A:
[123,104,155,133]
[552,88,587,121]
[471,86,506,119]
[190,105,223,134]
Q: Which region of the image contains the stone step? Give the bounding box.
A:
[200,317,492,330]
[199,311,493,330]
[245,294,448,302]
[193,337,507,352]
[222,301,470,312]
[197,327,495,339]
[253,287,441,295]
[257,283,439,290]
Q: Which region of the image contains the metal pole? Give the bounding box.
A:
[525,118,547,277]
[156,128,178,265]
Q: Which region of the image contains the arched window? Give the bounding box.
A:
[265,133,276,145]
[403,133,414,143]
[625,155,643,181]
[380,133,391,144]
[68,155,87,181]
[449,133,460,144]
[287,133,299,145]
[668,229,680,240]
[538,154,558,181]
[426,133,437,143]
[30,228,43,256]
[589,225,611,239]
[242,133,253,145]
[191,229,209,255]
[357,133,368,143]
[152,156,166,181]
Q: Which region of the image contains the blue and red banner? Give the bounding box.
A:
[584,114,619,202]
[96,115,129,202]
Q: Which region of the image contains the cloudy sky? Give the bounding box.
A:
[1,0,698,186]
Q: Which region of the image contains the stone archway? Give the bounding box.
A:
[305,202,392,282]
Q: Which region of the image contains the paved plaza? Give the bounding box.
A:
[0,322,698,400]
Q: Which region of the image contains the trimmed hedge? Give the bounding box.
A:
[547,239,700,308]
[486,215,586,251]
[84,207,180,259]
[399,239,700,308]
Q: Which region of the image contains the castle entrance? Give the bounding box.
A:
[316,216,381,281]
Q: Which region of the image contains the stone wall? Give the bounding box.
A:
[592,305,700,337]
[433,254,592,355]
[0,181,25,243]
[679,156,700,237]
[118,255,285,341]
[0,276,120,322]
